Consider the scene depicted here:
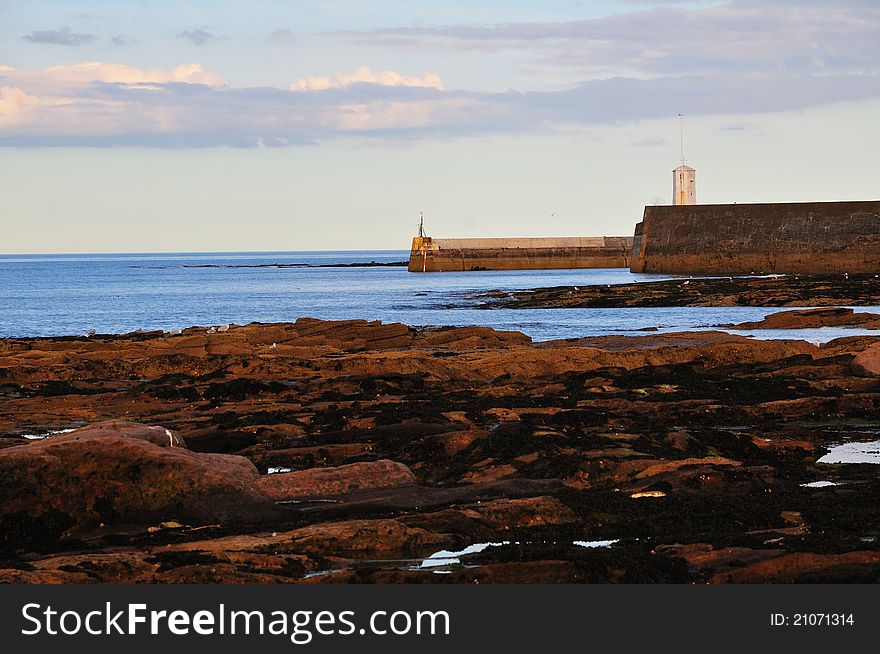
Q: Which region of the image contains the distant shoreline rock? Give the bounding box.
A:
[476,273,880,309]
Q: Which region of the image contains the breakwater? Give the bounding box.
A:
[631,200,880,274]
[409,236,633,272]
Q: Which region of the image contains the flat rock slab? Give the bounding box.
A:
[0,422,278,553]
[257,459,416,500]
[478,274,880,309]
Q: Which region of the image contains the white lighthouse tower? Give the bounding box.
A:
[672,114,696,205]
[673,165,696,205]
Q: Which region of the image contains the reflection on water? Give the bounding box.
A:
[20,428,76,440]
[418,538,619,573]
[818,440,880,464]
[573,539,620,548]
[419,542,510,569]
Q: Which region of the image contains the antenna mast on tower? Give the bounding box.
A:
[418,211,425,238]
[678,113,685,167]
[672,113,696,206]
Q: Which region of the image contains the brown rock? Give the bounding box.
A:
[711,551,880,583]
[460,464,518,484]
[276,518,451,556]
[851,344,880,376]
[0,422,277,553]
[656,543,785,575]
[291,318,413,350]
[251,443,374,469]
[67,420,187,448]
[460,496,578,530]
[428,430,487,456]
[257,460,416,500]
[3,317,880,583]
[419,325,531,349]
[182,428,257,453]
[633,456,741,479]
[721,307,880,330]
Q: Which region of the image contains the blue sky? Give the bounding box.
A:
[1,0,878,253]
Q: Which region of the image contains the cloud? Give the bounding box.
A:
[111,35,136,46]
[22,26,96,46]
[267,28,293,42]
[1,58,878,147]
[291,66,444,91]
[176,29,219,46]
[344,1,880,78]
[36,62,226,87]
[0,86,41,122]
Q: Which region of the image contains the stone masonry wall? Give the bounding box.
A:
[631,201,880,274]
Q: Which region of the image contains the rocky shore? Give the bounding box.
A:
[477,273,880,308]
[2,318,879,583]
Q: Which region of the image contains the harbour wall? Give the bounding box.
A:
[631,200,880,275]
[409,236,633,272]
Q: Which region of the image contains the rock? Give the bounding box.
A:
[656,543,785,577]
[182,428,257,453]
[3,317,880,583]
[630,491,666,499]
[419,325,532,349]
[710,551,880,583]
[460,464,518,485]
[66,420,187,448]
[291,318,413,350]
[851,345,880,376]
[278,519,451,556]
[633,456,741,479]
[0,438,25,451]
[257,460,416,500]
[480,274,880,309]
[719,307,880,331]
[0,422,278,554]
[459,496,578,530]
[427,430,487,456]
[249,443,374,470]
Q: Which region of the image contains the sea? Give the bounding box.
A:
[2,250,879,343]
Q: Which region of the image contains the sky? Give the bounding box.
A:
[1,0,879,254]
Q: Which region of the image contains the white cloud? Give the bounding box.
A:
[41,62,226,87]
[291,66,444,91]
[0,86,40,121]
[0,58,878,147]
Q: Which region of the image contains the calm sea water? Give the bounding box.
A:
[1,251,878,342]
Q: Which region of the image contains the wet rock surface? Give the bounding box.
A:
[1,317,879,583]
[478,273,880,308]
[717,308,880,330]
